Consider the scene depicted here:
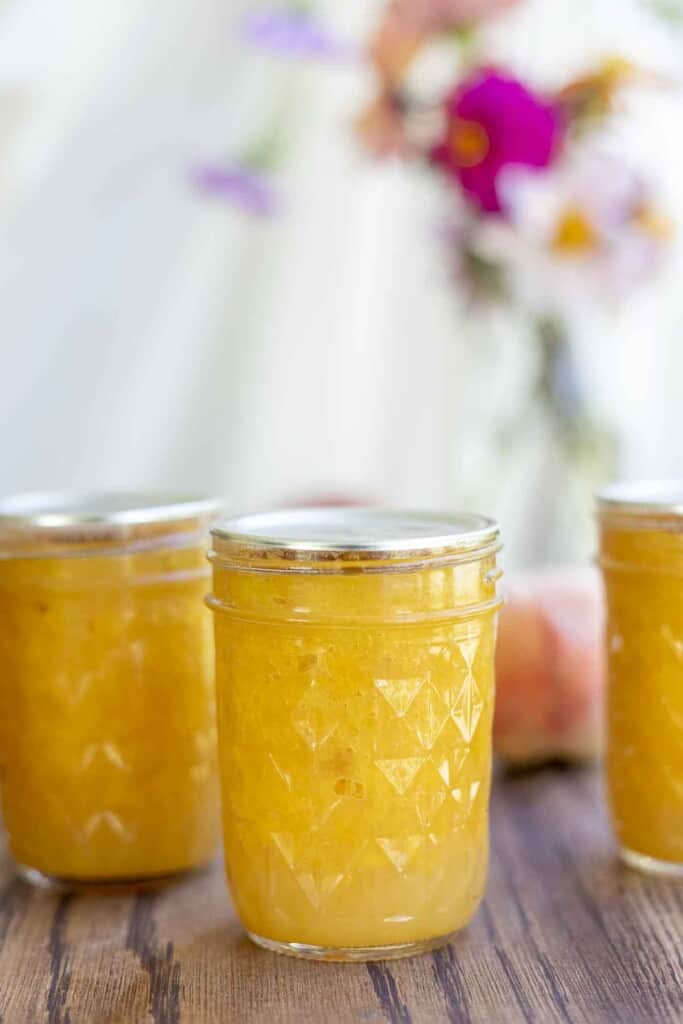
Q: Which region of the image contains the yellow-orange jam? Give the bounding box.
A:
[598,482,683,874]
[208,508,502,960]
[0,493,221,886]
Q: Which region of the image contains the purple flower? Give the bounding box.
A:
[190,165,279,216]
[242,10,356,60]
[431,68,564,214]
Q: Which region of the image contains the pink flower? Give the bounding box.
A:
[392,0,522,31]
[431,69,563,214]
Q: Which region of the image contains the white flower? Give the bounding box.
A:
[486,150,671,311]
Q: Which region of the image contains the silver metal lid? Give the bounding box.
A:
[0,491,222,530]
[596,480,683,518]
[212,507,499,557]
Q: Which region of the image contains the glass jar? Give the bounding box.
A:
[0,492,222,888]
[208,507,502,961]
[598,481,683,876]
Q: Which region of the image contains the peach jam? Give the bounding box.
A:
[208,508,502,960]
[0,492,221,887]
[598,481,683,875]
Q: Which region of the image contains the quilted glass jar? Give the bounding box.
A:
[208,507,502,961]
[598,482,683,876]
[0,492,222,888]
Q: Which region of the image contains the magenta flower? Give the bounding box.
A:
[431,69,563,214]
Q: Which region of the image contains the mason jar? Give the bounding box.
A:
[598,482,683,876]
[208,507,502,961]
[0,492,222,888]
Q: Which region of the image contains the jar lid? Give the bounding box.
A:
[596,480,683,518]
[0,491,222,531]
[212,506,499,559]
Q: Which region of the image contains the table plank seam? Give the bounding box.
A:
[47,895,72,1024]
[478,900,536,1024]
[365,963,412,1024]
[431,946,471,1024]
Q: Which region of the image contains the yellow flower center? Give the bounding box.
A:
[450,119,489,168]
[634,206,673,241]
[599,56,637,87]
[552,207,598,255]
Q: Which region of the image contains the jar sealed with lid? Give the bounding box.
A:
[208,507,502,960]
[598,482,683,875]
[0,492,222,888]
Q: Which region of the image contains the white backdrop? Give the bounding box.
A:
[0,0,681,542]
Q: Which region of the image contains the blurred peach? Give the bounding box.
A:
[494,567,605,766]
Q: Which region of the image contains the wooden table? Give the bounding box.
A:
[0,768,681,1024]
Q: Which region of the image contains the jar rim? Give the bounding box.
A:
[596,480,683,518]
[211,506,499,560]
[0,491,223,532]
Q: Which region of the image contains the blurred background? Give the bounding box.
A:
[0,0,681,567]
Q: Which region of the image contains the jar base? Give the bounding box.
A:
[16,861,213,894]
[247,930,455,962]
[620,846,683,878]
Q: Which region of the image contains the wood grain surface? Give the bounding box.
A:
[0,768,681,1024]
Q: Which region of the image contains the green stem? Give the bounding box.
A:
[534,314,617,473]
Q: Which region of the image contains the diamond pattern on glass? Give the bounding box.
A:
[437,750,469,791]
[228,623,494,919]
[269,753,293,791]
[292,679,338,751]
[270,831,363,909]
[377,835,424,873]
[374,677,425,718]
[409,684,449,750]
[317,798,344,827]
[414,788,447,829]
[375,757,425,795]
[81,811,135,843]
[451,780,481,812]
[449,675,484,743]
[295,870,346,909]
[80,742,130,772]
[271,831,295,869]
[458,638,480,673]
[62,670,96,706]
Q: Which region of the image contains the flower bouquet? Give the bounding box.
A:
[357,0,671,563]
